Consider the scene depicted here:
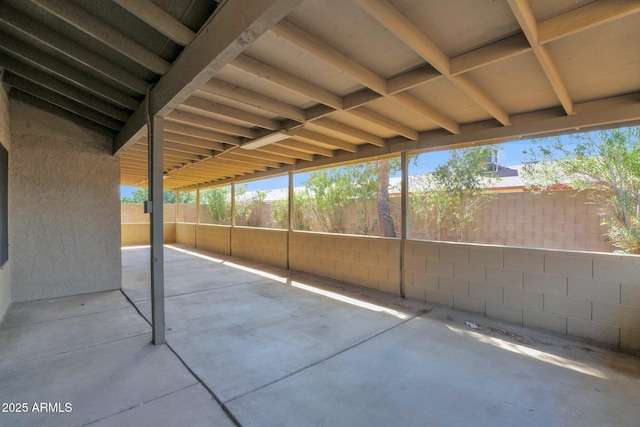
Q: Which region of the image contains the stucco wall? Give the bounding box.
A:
[0,82,11,321]
[9,98,121,301]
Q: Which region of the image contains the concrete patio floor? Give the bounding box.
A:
[1,244,639,426]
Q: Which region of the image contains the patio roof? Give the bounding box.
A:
[1,0,639,190]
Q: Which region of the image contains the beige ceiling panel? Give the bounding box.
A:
[286,0,422,79]
[327,110,398,139]
[547,14,640,103]
[466,53,558,115]
[193,90,285,122]
[528,0,596,22]
[406,78,489,126]
[244,30,364,96]
[304,122,369,145]
[384,0,521,57]
[214,66,316,109]
[362,96,443,134]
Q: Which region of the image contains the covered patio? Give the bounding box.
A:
[1,0,640,425]
[2,244,639,426]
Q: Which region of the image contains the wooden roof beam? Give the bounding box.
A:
[538,0,640,44]
[275,140,335,158]
[0,55,129,121]
[221,153,281,169]
[313,118,386,147]
[290,129,358,153]
[0,34,139,110]
[181,95,281,130]
[163,132,225,152]
[391,92,460,134]
[201,79,306,122]
[114,0,303,154]
[232,149,297,165]
[230,54,343,109]
[271,20,387,95]
[450,33,531,76]
[167,110,257,139]
[354,0,510,126]
[386,64,441,94]
[29,0,170,74]
[254,145,315,162]
[6,74,123,130]
[0,4,149,94]
[507,0,574,115]
[163,121,241,145]
[349,107,419,140]
[112,0,196,46]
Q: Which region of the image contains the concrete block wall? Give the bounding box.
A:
[471,190,613,252]
[231,227,287,268]
[121,223,176,246]
[196,224,231,255]
[404,240,640,351]
[176,223,196,247]
[121,203,176,223]
[289,232,401,294]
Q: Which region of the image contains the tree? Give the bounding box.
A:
[235,185,266,227]
[200,187,231,224]
[121,188,184,204]
[272,191,311,230]
[410,147,498,241]
[523,127,640,253]
[302,159,401,235]
[377,160,396,237]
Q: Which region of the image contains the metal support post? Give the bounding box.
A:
[400,151,409,297]
[148,114,165,345]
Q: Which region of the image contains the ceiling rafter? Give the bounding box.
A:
[230,54,343,109]
[537,0,640,45]
[450,33,531,76]
[27,0,170,74]
[0,4,149,95]
[223,153,282,169]
[112,0,196,46]
[167,110,257,139]
[271,20,387,95]
[163,121,241,145]
[201,79,306,122]
[6,73,123,130]
[275,140,335,158]
[0,54,129,121]
[386,65,441,94]
[114,0,304,154]
[254,145,314,162]
[391,92,460,134]
[180,95,281,130]
[163,132,225,152]
[354,0,511,126]
[313,118,386,147]
[232,149,297,165]
[0,35,140,110]
[290,129,358,153]
[507,0,574,115]
[348,107,418,140]
[266,19,457,136]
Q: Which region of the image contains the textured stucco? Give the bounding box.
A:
[0,81,10,321]
[9,98,121,301]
